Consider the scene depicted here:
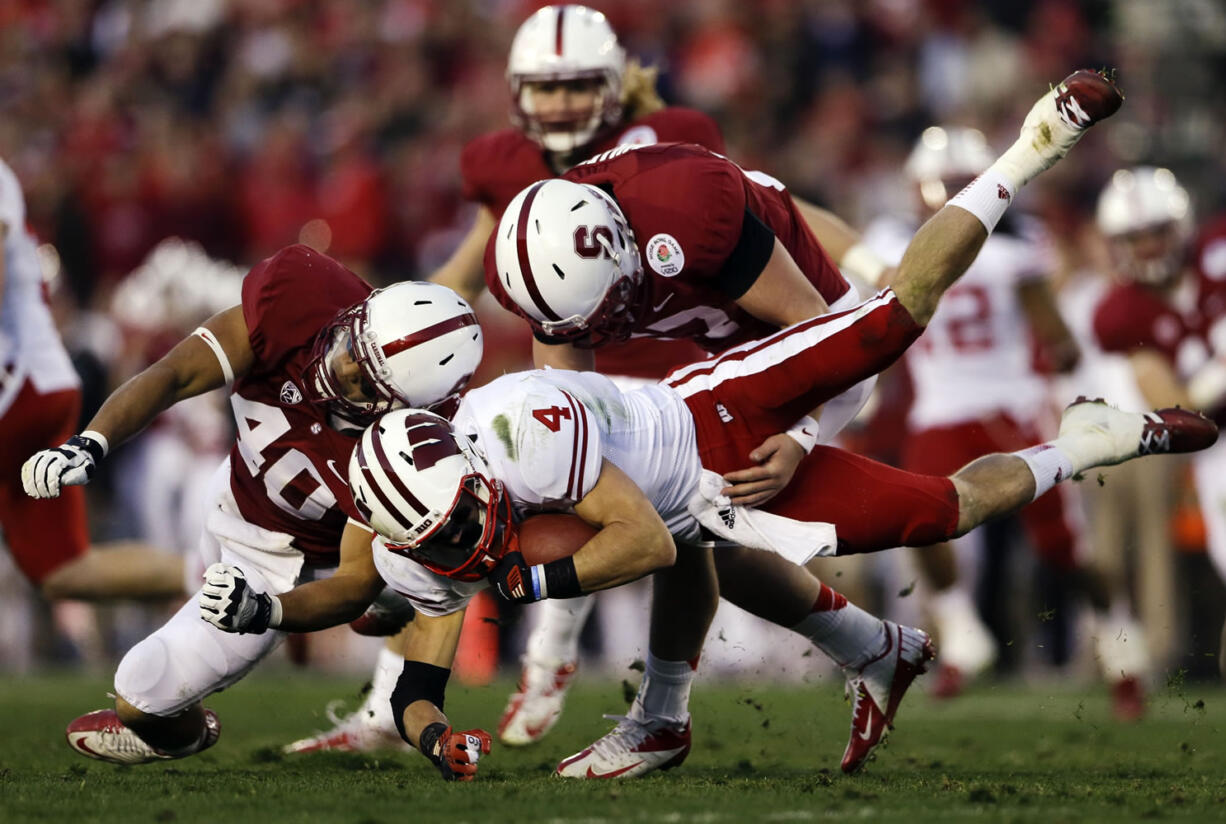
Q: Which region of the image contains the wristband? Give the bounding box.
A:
[785,416,820,454]
[79,430,110,459]
[529,557,583,600]
[267,595,283,629]
[839,243,889,288]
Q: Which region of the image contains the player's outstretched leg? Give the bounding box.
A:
[953,399,1217,536]
[66,708,220,765]
[891,70,1123,326]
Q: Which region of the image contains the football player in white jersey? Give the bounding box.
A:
[862,127,1152,715]
[0,156,183,603]
[199,70,1215,776]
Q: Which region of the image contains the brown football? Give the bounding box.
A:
[517,513,598,566]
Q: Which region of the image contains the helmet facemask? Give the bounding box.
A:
[511,70,622,154]
[385,474,515,582]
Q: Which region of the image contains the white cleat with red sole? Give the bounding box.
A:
[555,714,691,779]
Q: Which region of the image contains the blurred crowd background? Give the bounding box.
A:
[2,0,1225,692]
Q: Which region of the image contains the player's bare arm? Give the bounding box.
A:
[722,238,826,505]
[568,459,676,591]
[396,609,492,782]
[428,205,497,305]
[1129,349,1193,409]
[87,305,253,448]
[1017,278,1080,373]
[271,523,385,632]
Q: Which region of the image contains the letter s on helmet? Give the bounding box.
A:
[307,282,483,426]
[348,410,513,582]
[494,178,644,347]
[508,4,626,152]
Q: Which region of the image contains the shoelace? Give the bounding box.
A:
[585,714,667,761]
[97,724,163,759]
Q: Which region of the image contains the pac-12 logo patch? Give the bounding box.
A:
[280,381,303,405]
[646,233,684,277]
[617,125,659,146]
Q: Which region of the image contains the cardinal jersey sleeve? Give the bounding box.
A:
[1092,284,1187,363]
[242,244,372,369]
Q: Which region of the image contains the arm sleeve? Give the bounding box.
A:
[513,385,603,506]
[713,208,776,299]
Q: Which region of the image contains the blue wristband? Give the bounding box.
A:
[529,565,547,600]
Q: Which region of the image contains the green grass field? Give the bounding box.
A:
[1,669,1223,823]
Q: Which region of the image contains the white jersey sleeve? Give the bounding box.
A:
[371,536,487,618]
[508,382,604,506]
[0,159,25,230]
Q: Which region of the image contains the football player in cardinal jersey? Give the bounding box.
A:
[0,156,183,603]
[203,71,1208,777]
[23,245,485,778]
[1091,166,1226,680]
[862,127,1152,715]
[313,3,890,759]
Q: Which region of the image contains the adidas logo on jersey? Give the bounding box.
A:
[280,381,303,405]
[715,403,733,423]
[718,506,736,530]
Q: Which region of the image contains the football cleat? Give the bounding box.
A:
[66,708,220,765]
[282,701,410,754]
[498,658,578,746]
[348,590,416,637]
[1016,69,1124,175]
[1111,676,1146,722]
[841,623,935,774]
[555,714,691,779]
[1059,397,1218,468]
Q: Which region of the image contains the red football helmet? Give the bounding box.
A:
[348,409,515,582]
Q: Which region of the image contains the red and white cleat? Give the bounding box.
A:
[282,701,410,754]
[1111,676,1146,722]
[555,714,691,779]
[1060,397,1218,467]
[841,623,935,774]
[498,658,578,746]
[1018,69,1124,173]
[66,708,220,765]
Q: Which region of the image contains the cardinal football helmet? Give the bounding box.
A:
[494,178,644,347]
[904,126,995,212]
[508,5,626,153]
[307,282,482,427]
[349,410,513,582]
[1096,166,1193,285]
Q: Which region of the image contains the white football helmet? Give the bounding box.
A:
[349,409,512,582]
[508,4,626,153]
[494,178,644,347]
[904,126,995,212]
[1096,166,1193,285]
[307,282,483,426]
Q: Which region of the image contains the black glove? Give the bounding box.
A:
[488,551,539,604]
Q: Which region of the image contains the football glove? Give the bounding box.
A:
[418,723,492,782]
[21,431,107,499]
[199,563,279,634]
[489,551,540,604]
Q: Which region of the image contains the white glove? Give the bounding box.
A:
[21,431,108,498]
[199,563,281,634]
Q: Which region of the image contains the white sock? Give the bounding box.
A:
[628,653,696,726]
[525,594,596,666]
[362,645,403,731]
[1092,603,1150,681]
[790,589,887,671]
[947,168,1017,234]
[1014,443,1076,500]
